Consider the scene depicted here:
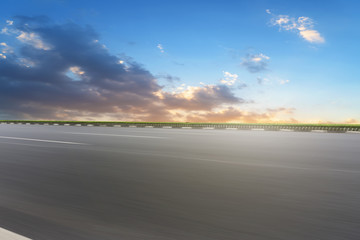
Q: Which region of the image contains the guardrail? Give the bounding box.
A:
[1,120,360,133]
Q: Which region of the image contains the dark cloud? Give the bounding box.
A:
[161,84,243,111]
[0,16,164,119]
[0,16,282,122]
[241,53,269,73]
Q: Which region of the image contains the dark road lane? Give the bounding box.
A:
[1,124,360,239]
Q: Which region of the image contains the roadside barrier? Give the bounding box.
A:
[1,121,359,133]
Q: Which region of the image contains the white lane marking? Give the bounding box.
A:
[0,136,87,145]
[162,126,172,128]
[251,128,265,131]
[64,132,167,139]
[0,227,32,240]
[182,127,192,129]
[0,141,46,147]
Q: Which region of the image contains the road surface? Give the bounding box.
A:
[0,124,360,239]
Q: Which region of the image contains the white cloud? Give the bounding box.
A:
[16,31,52,50]
[69,66,85,75]
[275,16,290,25]
[299,29,324,43]
[251,53,270,62]
[1,21,54,50]
[1,20,14,34]
[268,11,325,44]
[0,42,13,54]
[266,9,271,14]
[18,58,36,68]
[157,43,165,53]
[279,79,290,85]
[1,27,9,34]
[0,53,6,59]
[117,60,130,71]
[220,71,238,86]
[0,42,8,53]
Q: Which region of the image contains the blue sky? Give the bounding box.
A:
[0,0,359,123]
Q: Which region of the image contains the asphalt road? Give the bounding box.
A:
[0,124,360,240]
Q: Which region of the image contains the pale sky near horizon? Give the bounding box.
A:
[0,0,359,123]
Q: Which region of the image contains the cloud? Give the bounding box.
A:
[69,66,85,75]
[0,42,13,58]
[157,43,165,53]
[220,71,238,86]
[0,42,11,53]
[16,31,52,50]
[0,16,163,120]
[241,53,270,73]
[185,107,296,123]
[256,76,270,85]
[0,16,245,121]
[0,15,296,123]
[256,76,289,85]
[157,84,243,111]
[279,79,290,85]
[299,29,324,43]
[1,18,52,49]
[268,11,325,43]
[345,118,359,124]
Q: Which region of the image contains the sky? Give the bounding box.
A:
[0,0,359,123]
